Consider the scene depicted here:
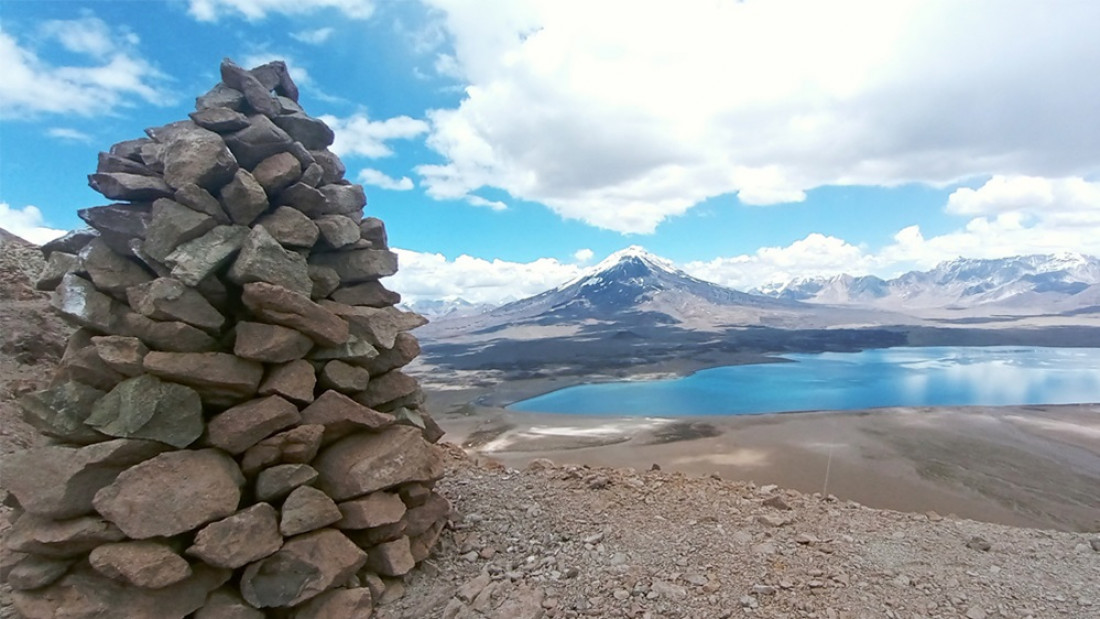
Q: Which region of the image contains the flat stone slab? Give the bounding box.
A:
[93,449,244,539]
[89,541,192,589]
[205,395,301,455]
[187,503,283,570]
[314,426,443,500]
[86,374,204,448]
[143,351,264,405]
[241,282,348,347]
[240,529,366,608]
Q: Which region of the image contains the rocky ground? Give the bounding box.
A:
[2,230,1099,618]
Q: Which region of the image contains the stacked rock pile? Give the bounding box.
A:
[1,59,449,618]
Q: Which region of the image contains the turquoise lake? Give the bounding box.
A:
[507,346,1100,416]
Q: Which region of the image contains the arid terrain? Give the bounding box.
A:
[2,233,1099,618]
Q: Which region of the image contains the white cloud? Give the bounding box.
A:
[685,233,875,291]
[357,168,414,191]
[389,248,582,304]
[47,127,93,142]
[291,27,335,44]
[464,195,506,211]
[0,204,68,245]
[0,20,170,118]
[39,17,121,58]
[573,248,594,263]
[188,0,374,21]
[322,113,430,158]
[418,0,1100,233]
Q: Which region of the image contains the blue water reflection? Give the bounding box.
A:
[507,347,1100,416]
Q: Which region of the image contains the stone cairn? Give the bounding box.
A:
[1,59,449,618]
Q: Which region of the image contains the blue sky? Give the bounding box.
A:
[3,0,1099,303]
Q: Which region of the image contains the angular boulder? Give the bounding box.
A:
[165,224,249,286]
[162,129,239,191]
[89,541,192,588]
[93,449,244,539]
[187,503,282,570]
[279,486,342,537]
[127,277,225,332]
[142,198,217,263]
[228,225,312,296]
[314,426,443,500]
[219,168,269,226]
[233,321,314,363]
[241,282,348,347]
[143,351,263,405]
[309,248,398,284]
[84,375,203,448]
[19,379,107,445]
[257,359,317,404]
[239,529,367,608]
[205,395,301,455]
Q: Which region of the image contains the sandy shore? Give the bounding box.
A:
[429,386,1100,533]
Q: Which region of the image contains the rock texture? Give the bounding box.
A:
[0,59,444,618]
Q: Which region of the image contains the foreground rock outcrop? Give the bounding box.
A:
[1,59,447,618]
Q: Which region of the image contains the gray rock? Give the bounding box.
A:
[165,224,249,286]
[91,336,148,376]
[224,114,293,168]
[52,273,125,333]
[88,172,173,201]
[96,151,155,176]
[93,449,244,539]
[272,112,334,150]
[310,249,398,284]
[12,563,228,619]
[234,321,314,363]
[89,541,192,588]
[242,282,349,347]
[355,370,419,408]
[319,360,370,392]
[77,203,152,256]
[258,359,317,404]
[145,119,206,144]
[189,106,250,132]
[309,264,340,299]
[35,251,79,291]
[364,332,421,375]
[310,149,346,184]
[300,161,324,187]
[0,439,167,519]
[54,345,128,392]
[175,182,231,224]
[277,182,327,217]
[966,536,992,552]
[206,395,301,455]
[195,588,265,619]
[308,333,378,364]
[220,58,280,117]
[337,491,406,530]
[315,214,360,249]
[325,303,425,349]
[367,536,416,577]
[301,390,394,437]
[319,184,366,215]
[315,426,443,500]
[330,280,402,307]
[187,503,283,570]
[5,555,74,591]
[255,463,320,503]
[196,82,245,111]
[5,513,126,557]
[228,225,312,296]
[108,137,152,161]
[19,379,107,445]
[127,277,225,332]
[140,140,166,172]
[240,529,366,608]
[257,206,319,248]
[163,129,239,191]
[252,152,301,196]
[403,492,450,537]
[240,424,325,475]
[219,168,269,226]
[80,238,153,296]
[274,94,304,114]
[142,198,217,263]
[117,311,218,352]
[291,587,373,619]
[40,228,97,258]
[85,375,203,448]
[143,351,264,405]
[359,217,388,248]
[280,486,342,537]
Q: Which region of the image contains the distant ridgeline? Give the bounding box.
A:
[2,59,449,617]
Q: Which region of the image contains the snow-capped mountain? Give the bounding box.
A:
[754,253,1100,310]
[400,298,497,319]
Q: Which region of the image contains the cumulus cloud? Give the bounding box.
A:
[0,204,68,245]
[357,168,414,191]
[388,248,583,304]
[291,27,335,44]
[573,248,594,263]
[188,0,374,21]
[0,19,170,118]
[417,0,1100,233]
[321,113,430,159]
[685,234,875,291]
[47,127,93,142]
